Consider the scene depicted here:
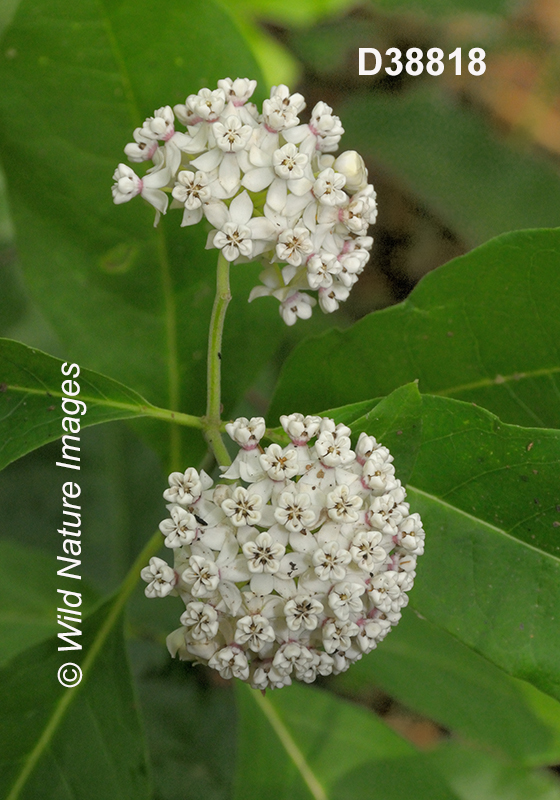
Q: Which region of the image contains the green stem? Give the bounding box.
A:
[157,229,182,471]
[204,252,232,467]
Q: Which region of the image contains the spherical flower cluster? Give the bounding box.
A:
[141,414,424,690]
[111,78,376,325]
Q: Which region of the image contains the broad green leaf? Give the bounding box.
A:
[370,0,511,15]
[428,743,560,800]
[351,382,422,486]
[223,0,356,27]
[0,0,285,468]
[0,601,150,800]
[270,229,560,429]
[133,644,237,800]
[332,611,560,766]
[407,396,560,701]
[0,338,202,471]
[341,89,560,245]
[0,540,99,665]
[235,681,462,800]
[0,424,165,594]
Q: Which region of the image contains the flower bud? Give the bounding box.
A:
[333,150,368,192]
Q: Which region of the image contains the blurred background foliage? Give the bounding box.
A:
[1,0,560,797]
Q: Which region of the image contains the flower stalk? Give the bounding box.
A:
[204,251,232,467]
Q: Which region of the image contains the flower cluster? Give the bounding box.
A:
[112,78,376,325]
[141,414,424,690]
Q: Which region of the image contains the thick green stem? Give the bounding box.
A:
[204,252,232,467]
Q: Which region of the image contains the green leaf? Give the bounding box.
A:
[351,382,422,486]
[235,681,462,800]
[370,0,511,15]
[133,646,237,800]
[0,0,286,468]
[341,89,560,245]
[407,396,560,701]
[427,742,560,800]
[0,601,151,800]
[0,338,204,471]
[0,540,99,666]
[332,611,560,766]
[270,229,560,429]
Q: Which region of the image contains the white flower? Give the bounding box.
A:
[362,454,397,495]
[306,252,341,290]
[312,541,352,582]
[322,619,359,653]
[163,467,210,506]
[272,642,314,675]
[395,513,425,555]
[141,557,177,598]
[356,432,391,465]
[313,168,347,206]
[218,77,257,107]
[143,412,423,687]
[213,115,253,152]
[209,646,250,680]
[180,602,219,641]
[235,614,275,651]
[279,292,316,326]
[280,413,322,444]
[366,572,407,614]
[328,581,365,620]
[113,77,376,322]
[242,531,286,574]
[318,282,351,314]
[276,226,313,266]
[225,416,266,449]
[205,191,275,262]
[181,555,220,597]
[368,493,407,534]
[284,595,324,631]
[333,151,368,192]
[188,87,227,121]
[172,170,212,226]
[124,128,158,162]
[140,105,175,141]
[350,530,387,571]
[274,489,317,532]
[111,163,170,218]
[260,444,299,481]
[315,430,354,467]
[159,506,198,548]
[222,486,263,526]
[326,484,363,523]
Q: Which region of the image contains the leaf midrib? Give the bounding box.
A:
[408,485,560,564]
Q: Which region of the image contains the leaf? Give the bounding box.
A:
[351,382,422,486]
[133,647,237,800]
[235,681,462,800]
[0,338,203,471]
[270,228,560,429]
[341,89,560,245]
[427,742,560,800]
[0,0,286,468]
[406,396,560,702]
[332,611,560,766]
[370,0,512,15]
[0,424,166,595]
[0,601,151,800]
[0,540,99,666]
